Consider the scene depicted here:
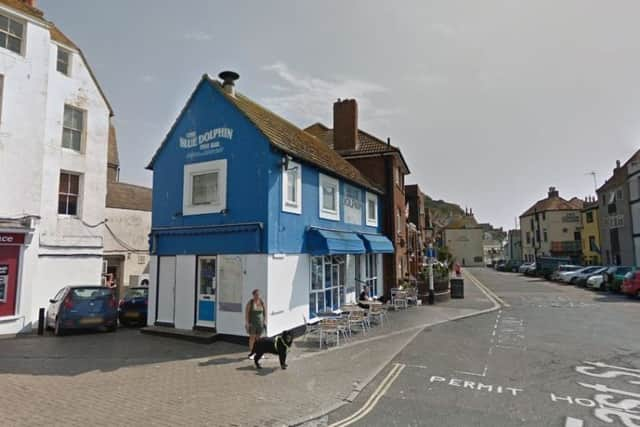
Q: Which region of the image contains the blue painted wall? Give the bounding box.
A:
[150,78,382,256]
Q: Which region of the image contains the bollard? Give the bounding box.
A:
[37,307,45,335]
[428,289,435,305]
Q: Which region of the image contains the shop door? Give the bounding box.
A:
[156,256,176,325]
[196,256,216,328]
[0,246,19,317]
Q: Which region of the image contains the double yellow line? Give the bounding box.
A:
[464,269,510,308]
[329,363,406,427]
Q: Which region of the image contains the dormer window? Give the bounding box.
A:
[0,14,24,55]
[57,47,71,75]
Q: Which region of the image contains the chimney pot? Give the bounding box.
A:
[616,160,621,169]
[548,186,559,198]
[218,70,239,97]
[333,99,358,151]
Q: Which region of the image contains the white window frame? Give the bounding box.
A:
[282,160,302,214]
[319,173,340,221]
[62,104,85,152]
[58,171,82,217]
[0,13,24,56]
[183,159,227,216]
[365,192,378,227]
[56,46,72,76]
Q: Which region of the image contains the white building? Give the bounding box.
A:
[0,0,112,334]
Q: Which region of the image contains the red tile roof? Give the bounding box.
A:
[520,196,582,217]
[305,123,410,173]
[106,182,152,212]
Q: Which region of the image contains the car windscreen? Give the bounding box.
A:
[616,267,632,275]
[71,288,113,299]
[125,288,148,298]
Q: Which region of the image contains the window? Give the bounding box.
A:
[57,47,71,75]
[364,254,378,296]
[0,14,24,54]
[282,160,301,214]
[62,105,84,151]
[183,159,227,215]
[319,173,339,220]
[542,212,546,221]
[526,232,531,244]
[366,192,378,227]
[58,172,80,215]
[530,218,534,230]
[543,230,548,242]
[394,167,400,186]
[586,211,594,223]
[397,208,403,235]
[588,236,596,251]
[309,255,345,318]
[617,189,623,201]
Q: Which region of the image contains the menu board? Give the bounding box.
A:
[0,265,8,303]
[218,256,243,312]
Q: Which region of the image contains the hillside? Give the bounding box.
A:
[424,195,465,225]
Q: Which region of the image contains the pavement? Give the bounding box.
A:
[324,268,640,427]
[0,275,496,427]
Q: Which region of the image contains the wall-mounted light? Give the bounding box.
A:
[281,154,298,171]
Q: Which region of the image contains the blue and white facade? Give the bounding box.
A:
[147,75,393,337]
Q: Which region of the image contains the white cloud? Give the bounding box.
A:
[260,62,395,127]
[182,31,213,41]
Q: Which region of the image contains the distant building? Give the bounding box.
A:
[103,125,152,297]
[0,0,112,334]
[306,101,411,291]
[597,160,634,266]
[443,210,484,267]
[505,229,522,262]
[626,151,640,266]
[579,197,601,265]
[520,187,584,263]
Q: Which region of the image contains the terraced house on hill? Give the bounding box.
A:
[520,187,584,263]
[306,100,411,293]
[0,0,112,335]
[145,72,394,338]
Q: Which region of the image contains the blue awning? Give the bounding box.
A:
[306,229,366,255]
[358,233,395,254]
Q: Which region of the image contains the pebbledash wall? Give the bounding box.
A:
[0,1,111,335]
[147,75,392,337]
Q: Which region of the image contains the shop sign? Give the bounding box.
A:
[0,233,24,245]
[0,265,7,303]
[562,213,580,223]
[344,184,363,225]
[180,127,233,161]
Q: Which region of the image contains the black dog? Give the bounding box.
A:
[252,330,294,370]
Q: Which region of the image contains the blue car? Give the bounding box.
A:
[118,287,148,326]
[46,286,118,336]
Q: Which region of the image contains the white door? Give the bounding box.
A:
[196,256,217,328]
[156,256,176,324]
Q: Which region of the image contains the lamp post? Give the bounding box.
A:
[427,243,435,305]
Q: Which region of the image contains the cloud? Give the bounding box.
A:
[260,62,395,127]
[182,31,213,41]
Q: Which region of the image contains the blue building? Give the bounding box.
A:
[146,72,394,337]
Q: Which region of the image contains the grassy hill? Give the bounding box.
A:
[424,195,465,225]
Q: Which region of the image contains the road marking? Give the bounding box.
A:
[565,417,584,427]
[329,363,406,427]
[464,270,511,308]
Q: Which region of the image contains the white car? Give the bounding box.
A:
[551,264,582,281]
[519,262,535,273]
[586,274,606,290]
[558,268,587,283]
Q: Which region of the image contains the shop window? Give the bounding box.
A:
[58,172,80,216]
[183,159,227,216]
[319,173,339,221]
[366,192,378,227]
[309,255,345,319]
[57,47,71,76]
[62,105,84,152]
[364,254,378,296]
[0,13,24,55]
[282,160,301,214]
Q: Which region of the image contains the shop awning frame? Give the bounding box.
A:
[358,233,395,254]
[306,228,367,255]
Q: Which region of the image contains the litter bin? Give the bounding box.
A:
[450,278,464,299]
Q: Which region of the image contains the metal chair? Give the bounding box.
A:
[347,310,368,335]
[319,317,349,348]
[367,304,387,327]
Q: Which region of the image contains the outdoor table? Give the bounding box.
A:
[358,300,383,307]
[340,305,365,312]
[316,311,341,318]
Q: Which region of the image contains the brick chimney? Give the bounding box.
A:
[548,187,559,198]
[22,0,36,7]
[333,99,359,151]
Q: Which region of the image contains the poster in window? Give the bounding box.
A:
[0,265,7,303]
[218,256,243,312]
[344,184,362,225]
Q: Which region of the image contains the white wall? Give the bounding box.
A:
[147,255,158,327]
[266,254,309,337]
[174,255,195,330]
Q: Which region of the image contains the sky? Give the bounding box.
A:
[40,0,640,230]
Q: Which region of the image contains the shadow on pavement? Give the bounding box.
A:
[0,328,245,377]
[235,365,278,376]
[198,356,248,366]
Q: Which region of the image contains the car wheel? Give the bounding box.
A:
[54,318,65,336]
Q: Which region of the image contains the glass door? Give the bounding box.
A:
[196,256,217,328]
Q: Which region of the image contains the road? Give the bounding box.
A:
[325,268,640,427]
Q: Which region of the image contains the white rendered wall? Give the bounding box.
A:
[266,254,309,337]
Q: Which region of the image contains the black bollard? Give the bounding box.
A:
[428,289,435,305]
[37,308,45,335]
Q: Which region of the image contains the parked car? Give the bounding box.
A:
[519,262,535,274]
[46,286,118,336]
[536,256,573,280]
[523,263,538,276]
[575,266,608,287]
[495,261,506,271]
[551,264,582,281]
[604,266,635,293]
[585,274,606,291]
[621,271,640,298]
[504,260,522,272]
[118,287,149,326]
[557,267,592,284]
[565,266,604,286]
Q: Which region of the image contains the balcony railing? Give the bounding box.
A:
[551,240,582,254]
